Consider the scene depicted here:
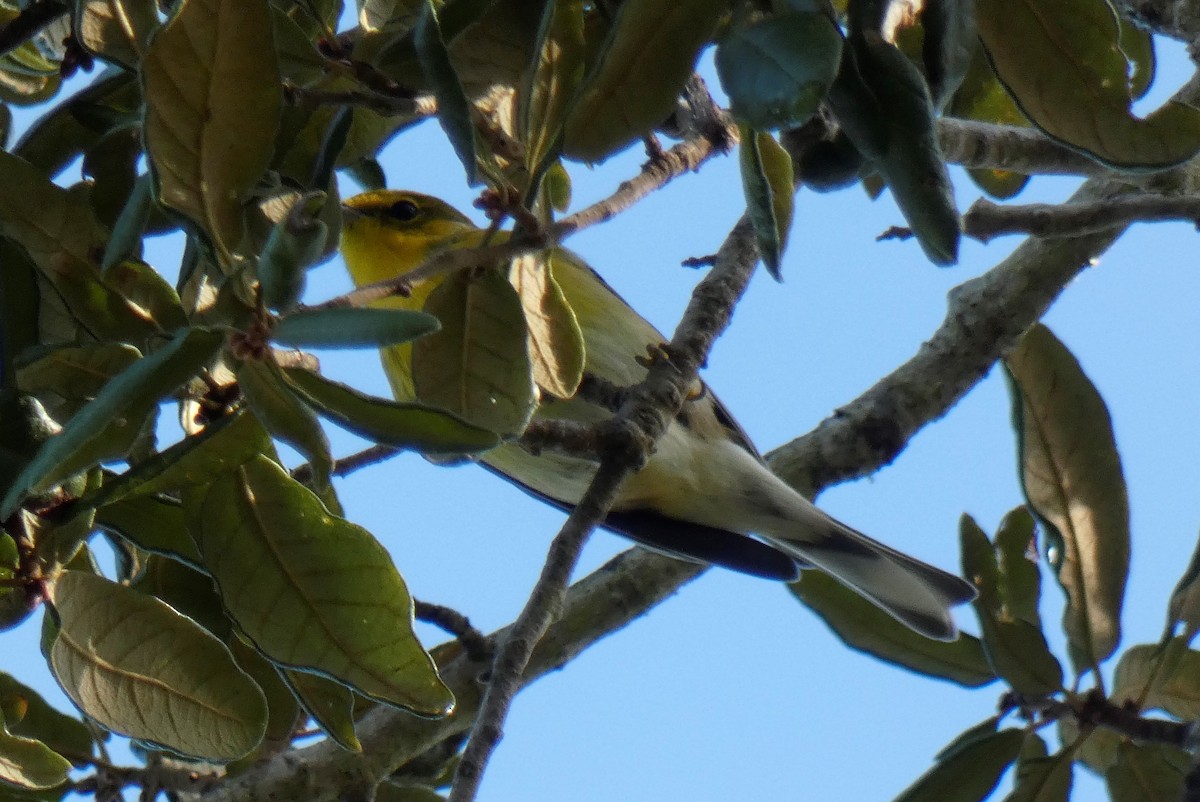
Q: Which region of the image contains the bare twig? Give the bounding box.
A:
[316,108,735,313]
[285,83,437,118]
[413,600,492,663]
[962,195,1200,242]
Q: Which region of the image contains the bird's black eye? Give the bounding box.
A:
[388,199,420,221]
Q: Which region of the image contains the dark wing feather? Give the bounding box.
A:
[480,463,800,581]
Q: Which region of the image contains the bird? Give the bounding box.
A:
[339,190,976,640]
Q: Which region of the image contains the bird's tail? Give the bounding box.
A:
[747,478,976,640]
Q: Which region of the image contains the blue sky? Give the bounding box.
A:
[4,26,1197,802]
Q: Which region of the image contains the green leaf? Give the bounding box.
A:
[960,514,1063,696]
[1006,734,1073,802]
[1113,641,1200,719]
[131,554,231,637]
[562,0,724,162]
[142,0,283,261]
[281,366,502,454]
[102,259,188,330]
[182,455,455,715]
[16,343,142,412]
[977,0,1200,169]
[95,494,201,565]
[827,31,959,265]
[1004,323,1129,675]
[414,0,479,185]
[272,308,442,350]
[509,252,585,399]
[1106,742,1187,802]
[280,669,362,752]
[227,637,301,746]
[93,410,272,507]
[1057,716,1121,774]
[0,713,71,791]
[0,150,159,342]
[75,0,159,70]
[994,506,1041,628]
[13,70,139,178]
[0,675,92,760]
[891,727,1023,802]
[918,0,976,108]
[521,0,586,184]
[235,360,337,509]
[716,10,842,131]
[790,570,995,687]
[0,241,40,390]
[413,268,535,435]
[738,127,795,280]
[48,570,267,760]
[258,193,329,313]
[0,328,225,519]
[1163,532,1200,643]
[101,174,157,270]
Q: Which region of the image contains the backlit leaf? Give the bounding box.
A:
[281,669,362,752]
[960,514,1063,696]
[522,0,586,180]
[0,714,70,791]
[413,268,535,435]
[738,127,794,280]
[48,571,267,759]
[142,0,283,261]
[892,727,1022,802]
[827,31,959,265]
[1106,742,1187,802]
[790,570,995,687]
[415,0,479,184]
[509,252,585,399]
[182,455,454,715]
[1004,323,1129,675]
[977,0,1200,168]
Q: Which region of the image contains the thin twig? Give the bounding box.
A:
[315,118,734,312]
[413,600,492,663]
[935,118,1104,177]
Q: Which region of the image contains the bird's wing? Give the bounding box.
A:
[478,461,800,580]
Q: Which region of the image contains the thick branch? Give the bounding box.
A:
[764,176,1134,493]
[937,119,1105,177]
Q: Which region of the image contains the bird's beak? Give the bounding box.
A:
[340,203,366,223]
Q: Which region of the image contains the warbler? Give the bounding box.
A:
[339,190,975,640]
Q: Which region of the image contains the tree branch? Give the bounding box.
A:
[961,195,1200,242]
[764,176,1135,493]
[935,119,1105,177]
[447,214,761,802]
